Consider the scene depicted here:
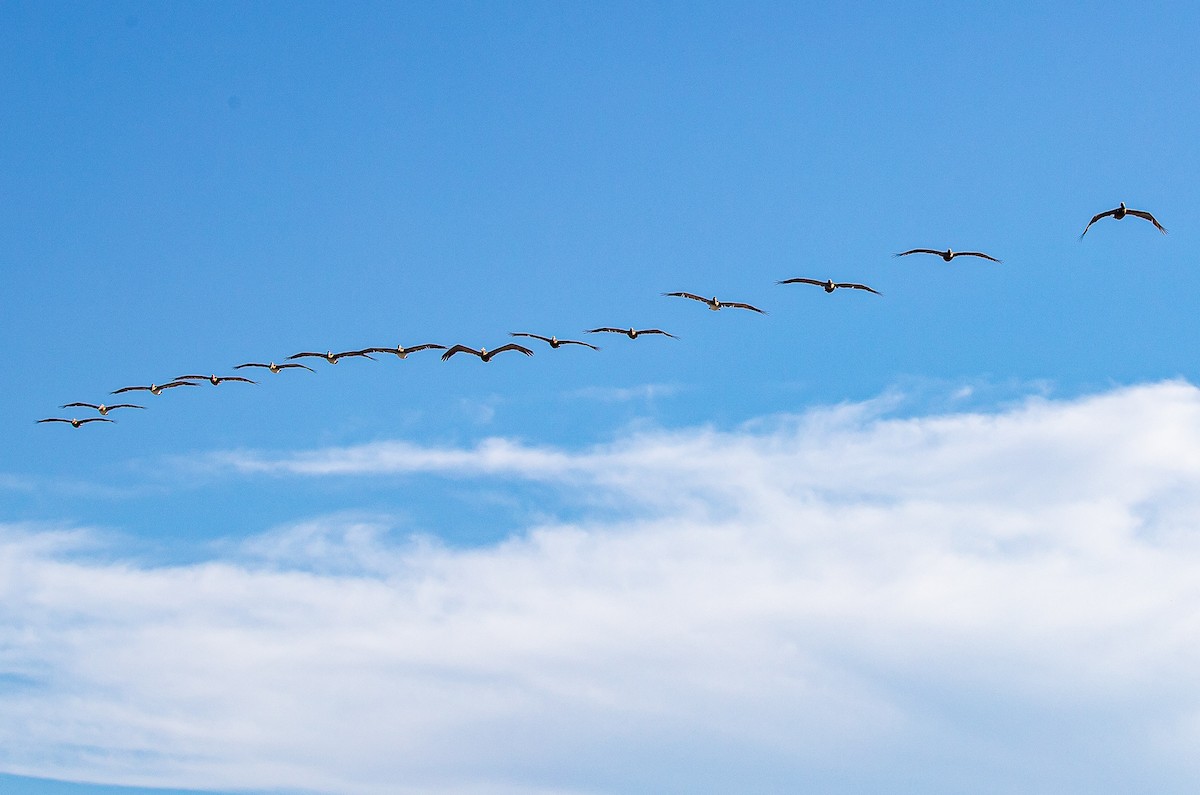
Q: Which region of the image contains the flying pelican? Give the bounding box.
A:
[895,248,1001,262]
[112,381,198,395]
[60,402,144,415]
[175,374,258,386]
[440,343,534,362]
[510,333,599,350]
[287,349,376,364]
[586,327,677,339]
[776,278,881,295]
[1080,202,1167,238]
[37,417,115,428]
[234,361,314,374]
[662,292,766,314]
[361,343,447,359]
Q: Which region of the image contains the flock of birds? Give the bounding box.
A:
[37,202,1167,427]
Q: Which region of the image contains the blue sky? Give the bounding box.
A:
[3,2,1200,793]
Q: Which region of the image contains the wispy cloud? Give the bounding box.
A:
[5,381,1200,793]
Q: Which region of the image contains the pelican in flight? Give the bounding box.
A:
[511,333,598,350]
[440,343,534,362]
[777,278,881,295]
[895,248,1001,263]
[361,343,447,359]
[176,374,258,386]
[37,417,114,428]
[662,292,766,314]
[287,349,376,365]
[112,381,198,395]
[60,402,144,415]
[586,327,677,339]
[235,361,314,374]
[1080,202,1167,238]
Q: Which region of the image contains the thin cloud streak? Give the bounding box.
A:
[4,382,1200,793]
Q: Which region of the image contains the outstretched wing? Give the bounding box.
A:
[663,292,707,303]
[836,283,882,295]
[489,343,535,357]
[511,332,551,343]
[776,277,824,287]
[723,302,766,314]
[161,381,198,390]
[1080,208,1118,238]
[586,327,624,334]
[560,339,599,350]
[37,418,72,424]
[956,251,1002,263]
[77,417,114,425]
[1127,209,1167,234]
[333,349,375,361]
[441,345,481,361]
[61,402,100,410]
[639,329,678,339]
[279,362,315,372]
[894,249,942,257]
[107,404,145,410]
[235,362,268,370]
[287,352,325,360]
[218,376,257,384]
[111,385,148,394]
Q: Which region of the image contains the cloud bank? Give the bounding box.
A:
[5,381,1200,793]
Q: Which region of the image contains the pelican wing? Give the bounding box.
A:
[333,349,375,360]
[639,329,678,339]
[1127,209,1167,233]
[836,283,882,295]
[161,381,198,390]
[107,404,145,410]
[174,375,209,381]
[510,332,551,343]
[287,352,326,360]
[235,362,268,370]
[723,301,766,314]
[77,418,114,425]
[489,343,534,357]
[111,385,149,394]
[894,249,942,257]
[956,251,1002,262]
[559,339,599,350]
[776,277,824,287]
[586,327,625,334]
[1080,208,1119,238]
[441,345,482,361]
[37,418,73,424]
[663,291,708,303]
[218,376,257,384]
[61,402,100,410]
[279,362,315,372]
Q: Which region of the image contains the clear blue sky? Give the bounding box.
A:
[3,3,1200,793]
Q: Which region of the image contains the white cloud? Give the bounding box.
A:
[5,381,1200,793]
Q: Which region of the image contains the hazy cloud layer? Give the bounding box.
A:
[5,382,1200,793]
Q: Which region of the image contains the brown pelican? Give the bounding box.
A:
[287,349,376,364]
[511,333,599,350]
[112,381,198,395]
[895,248,1001,262]
[776,278,881,295]
[60,402,144,415]
[586,327,677,339]
[440,343,534,362]
[361,343,447,359]
[234,361,314,374]
[663,292,766,314]
[175,374,258,386]
[1080,202,1167,238]
[37,417,115,428]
